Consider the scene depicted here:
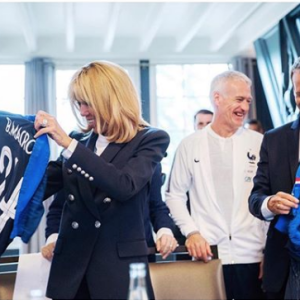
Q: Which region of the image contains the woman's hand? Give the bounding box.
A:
[34,110,72,148]
[156,234,178,259]
[41,242,56,261]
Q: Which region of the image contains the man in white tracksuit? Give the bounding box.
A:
[166,70,267,300]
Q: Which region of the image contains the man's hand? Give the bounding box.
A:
[41,242,56,261]
[268,191,299,215]
[156,234,178,260]
[185,232,213,262]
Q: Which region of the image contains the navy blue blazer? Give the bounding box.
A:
[43,127,170,299]
[46,163,174,248]
[144,163,174,247]
[249,118,299,293]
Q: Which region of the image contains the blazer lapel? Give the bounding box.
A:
[86,131,98,151]
[74,131,99,219]
[77,132,126,219]
[288,118,300,183]
[86,131,126,163]
[100,142,126,163]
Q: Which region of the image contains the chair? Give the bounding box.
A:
[0,273,17,300]
[148,246,226,300]
[0,255,18,300]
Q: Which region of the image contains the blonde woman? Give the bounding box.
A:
[34,61,170,299]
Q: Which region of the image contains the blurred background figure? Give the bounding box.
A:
[245,119,264,133]
[194,109,214,130]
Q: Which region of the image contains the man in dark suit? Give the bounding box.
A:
[249,58,300,299]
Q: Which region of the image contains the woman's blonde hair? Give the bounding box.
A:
[68,61,148,143]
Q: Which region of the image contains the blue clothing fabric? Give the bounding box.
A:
[10,118,49,241]
[276,165,300,258]
[0,111,49,255]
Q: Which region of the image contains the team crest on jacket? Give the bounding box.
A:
[247,150,256,165]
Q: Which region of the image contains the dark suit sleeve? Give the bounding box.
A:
[44,131,88,199]
[44,160,63,199]
[45,190,65,239]
[64,129,170,202]
[149,163,174,233]
[249,133,272,220]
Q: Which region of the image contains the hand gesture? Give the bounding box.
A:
[156,234,178,259]
[41,242,56,261]
[34,110,72,148]
[185,232,213,262]
[268,191,299,215]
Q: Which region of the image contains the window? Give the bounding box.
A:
[56,69,78,134]
[0,65,25,114]
[154,63,230,186]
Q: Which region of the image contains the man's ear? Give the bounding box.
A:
[213,92,221,107]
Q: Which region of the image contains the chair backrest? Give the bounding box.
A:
[0,255,19,300]
[149,259,226,300]
[0,273,17,300]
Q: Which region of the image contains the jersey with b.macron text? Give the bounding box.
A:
[0,111,49,256]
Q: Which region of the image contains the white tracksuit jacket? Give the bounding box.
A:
[166,125,267,265]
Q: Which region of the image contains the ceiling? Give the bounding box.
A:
[0,2,298,65]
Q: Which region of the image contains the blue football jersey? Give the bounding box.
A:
[0,111,49,256]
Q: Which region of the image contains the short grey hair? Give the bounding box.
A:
[209,70,252,101]
[291,57,300,81]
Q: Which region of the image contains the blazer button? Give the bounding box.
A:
[95,221,101,228]
[67,169,72,174]
[89,176,94,181]
[103,197,111,203]
[72,222,79,229]
[72,164,77,169]
[77,167,82,172]
[68,194,75,201]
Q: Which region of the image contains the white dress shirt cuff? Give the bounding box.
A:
[156,228,173,241]
[46,233,58,245]
[62,139,78,159]
[261,196,275,221]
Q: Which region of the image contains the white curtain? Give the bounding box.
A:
[22,58,56,254]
